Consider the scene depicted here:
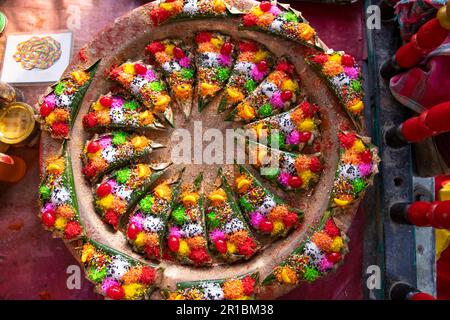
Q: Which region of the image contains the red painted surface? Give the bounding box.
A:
[0,0,366,299]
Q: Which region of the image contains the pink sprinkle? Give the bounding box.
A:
[179,57,191,68]
[269,6,281,16]
[286,130,300,145]
[144,69,157,82]
[343,66,359,79]
[101,278,120,293]
[130,212,145,230]
[250,211,264,228]
[43,202,55,212]
[44,94,57,108]
[99,136,112,148]
[111,96,124,109]
[218,54,232,66]
[270,91,284,109]
[169,226,182,238]
[319,257,333,272]
[278,172,291,187]
[210,229,226,242]
[107,179,118,190]
[358,163,372,177]
[251,66,265,81]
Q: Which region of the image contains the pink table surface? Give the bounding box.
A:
[0,0,366,300]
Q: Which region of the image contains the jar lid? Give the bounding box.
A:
[0,102,35,144]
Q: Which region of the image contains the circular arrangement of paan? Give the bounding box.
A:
[35,0,378,300]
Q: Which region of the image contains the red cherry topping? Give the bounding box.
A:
[309,157,322,173]
[281,90,293,101]
[195,32,212,43]
[96,183,112,198]
[87,141,101,154]
[326,252,342,263]
[299,131,312,143]
[134,63,147,75]
[127,223,140,240]
[215,239,227,254]
[99,96,113,107]
[40,103,53,117]
[42,209,56,227]
[173,47,185,59]
[288,175,303,188]
[359,150,372,163]
[83,113,97,128]
[341,54,355,67]
[260,1,272,12]
[257,60,268,72]
[220,42,233,55]
[259,220,274,233]
[168,235,180,252]
[106,284,125,300]
[242,14,258,27]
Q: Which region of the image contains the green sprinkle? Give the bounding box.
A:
[216,68,230,82]
[139,195,154,213]
[112,131,128,145]
[351,80,362,92]
[148,81,165,92]
[268,131,285,149]
[115,168,131,184]
[88,266,106,283]
[303,266,320,282]
[283,12,299,23]
[172,206,187,226]
[352,178,366,194]
[258,103,273,117]
[207,211,220,229]
[39,185,51,201]
[262,167,280,181]
[239,196,254,212]
[123,100,139,111]
[244,79,257,93]
[181,68,194,80]
[54,82,66,95]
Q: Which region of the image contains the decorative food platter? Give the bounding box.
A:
[36,0,379,300]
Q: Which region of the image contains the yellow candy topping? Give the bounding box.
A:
[164,44,175,56]
[227,242,237,254]
[281,79,298,92]
[208,188,227,204]
[47,157,65,174]
[211,37,224,49]
[178,239,190,256]
[331,236,344,253]
[131,136,150,150]
[298,118,315,132]
[138,110,155,126]
[200,82,219,97]
[226,87,244,103]
[137,164,152,178]
[333,197,350,207]
[348,100,364,114]
[182,192,199,206]
[54,216,67,231]
[45,112,57,125]
[134,232,146,247]
[213,0,226,13]
[154,183,172,201]
[236,177,251,193]
[97,194,114,210]
[122,63,136,75]
[173,84,192,100]
[237,103,255,121]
